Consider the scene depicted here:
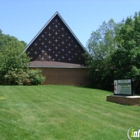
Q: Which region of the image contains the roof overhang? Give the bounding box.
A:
[28,61,87,68]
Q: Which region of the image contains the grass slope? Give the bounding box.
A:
[0,85,140,140]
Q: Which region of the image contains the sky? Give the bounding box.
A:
[1,0,140,47]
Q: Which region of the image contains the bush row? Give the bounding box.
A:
[0,69,45,85]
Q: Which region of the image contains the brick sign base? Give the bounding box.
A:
[106,95,140,106]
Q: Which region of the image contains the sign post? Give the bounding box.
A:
[114,79,135,96]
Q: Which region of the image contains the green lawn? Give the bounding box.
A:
[0,85,140,140]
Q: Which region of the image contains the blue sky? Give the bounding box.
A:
[1,0,140,47]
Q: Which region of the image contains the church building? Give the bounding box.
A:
[25,12,89,86]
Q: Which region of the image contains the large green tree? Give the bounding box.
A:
[0,30,45,85]
[112,12,140,92]
[0,31,30,84]
[86,19,120,90]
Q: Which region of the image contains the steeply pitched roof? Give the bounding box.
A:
[25,12,86,67]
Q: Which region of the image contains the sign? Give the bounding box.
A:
[114,79,134,96]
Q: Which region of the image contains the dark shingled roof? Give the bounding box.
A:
[25,12,87,68]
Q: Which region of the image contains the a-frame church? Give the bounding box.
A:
[25,12,89,86]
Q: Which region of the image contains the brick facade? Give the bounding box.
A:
[35,67,90,86]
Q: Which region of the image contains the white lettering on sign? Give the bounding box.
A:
[118,79,131,84]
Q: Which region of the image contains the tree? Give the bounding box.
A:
[112,12,140,92]
[0,30,45,85]
[86,19,120,90]
[0,32,30,84]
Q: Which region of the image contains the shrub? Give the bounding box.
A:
[2,69,45,85]
[3,69,29,85]
[27,69,45,85]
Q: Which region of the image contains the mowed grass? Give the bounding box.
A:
[0,86,140,140]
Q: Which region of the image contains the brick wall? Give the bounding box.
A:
[37,68,90,86]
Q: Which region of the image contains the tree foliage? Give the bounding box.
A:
[112,12,140,92]
[86,19,120,90]
[87,19,118,61]
[0,32,29,84]
[86,11,140,93]
[0,30,45,85]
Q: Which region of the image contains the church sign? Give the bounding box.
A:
[114,79,135,96]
